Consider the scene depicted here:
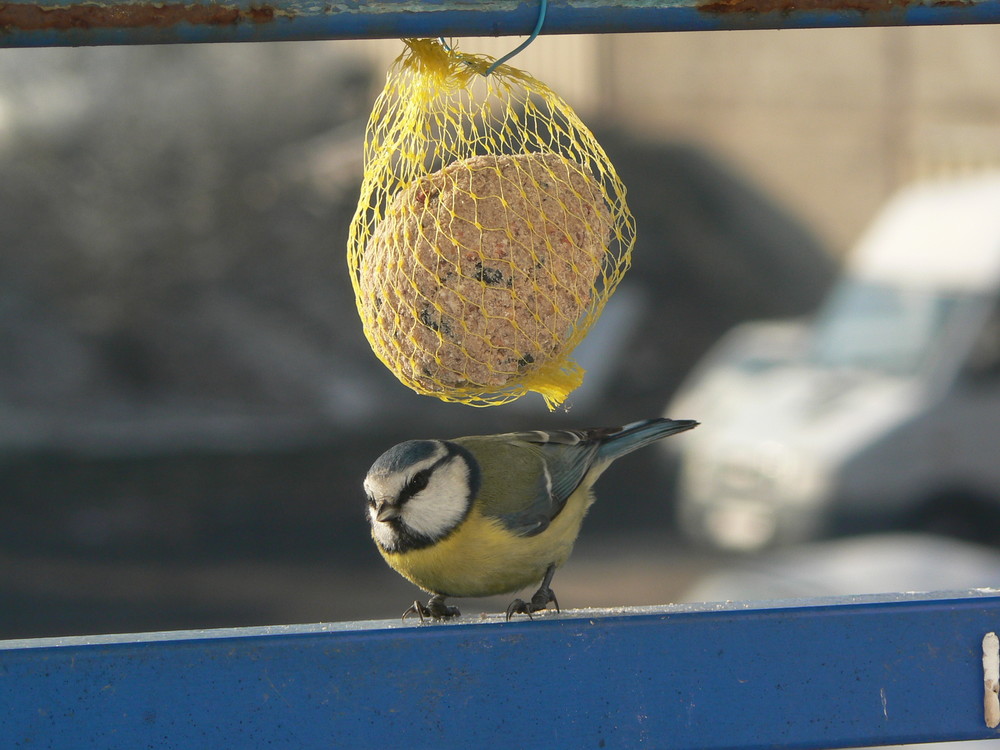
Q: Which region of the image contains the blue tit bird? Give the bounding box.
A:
[363,417,698,620]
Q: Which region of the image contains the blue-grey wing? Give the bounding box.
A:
[461,429,603,537]
[460,420,699,537]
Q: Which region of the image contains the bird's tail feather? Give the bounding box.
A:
[596,418,698,463]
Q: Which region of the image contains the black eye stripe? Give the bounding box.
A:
[399,468,432,504]
[396,445,461,505]
[410,469,430,491]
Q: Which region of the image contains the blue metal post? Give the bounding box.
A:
[3,591,1000,749]
[5,0,1000,48]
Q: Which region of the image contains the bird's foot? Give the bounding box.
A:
[506,564,561,621]
[505,586,559,621]
[402,594,460,622]
[506,563,560,621]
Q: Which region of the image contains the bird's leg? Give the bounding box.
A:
[505,563,560,621]
[402,593,460,621]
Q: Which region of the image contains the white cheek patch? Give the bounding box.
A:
[401,456,470,540]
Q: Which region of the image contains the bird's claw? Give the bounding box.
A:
[402,595,460,622]
[505,587,559,621]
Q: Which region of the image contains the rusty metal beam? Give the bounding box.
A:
[2,0,1000,48]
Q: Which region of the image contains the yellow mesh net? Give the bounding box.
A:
[348,38,635,409]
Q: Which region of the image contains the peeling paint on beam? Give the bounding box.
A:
[700,0,910,14]
[0,2,286,31]
[3,0,1000,47]
[698,0,974,18]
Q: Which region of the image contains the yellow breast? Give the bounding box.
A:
[379,486,595,598]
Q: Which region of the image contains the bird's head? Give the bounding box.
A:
[364,439,480,553]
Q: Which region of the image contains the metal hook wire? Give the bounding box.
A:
[438,0,548,76]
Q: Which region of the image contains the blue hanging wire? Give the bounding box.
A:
[438,0,548,76]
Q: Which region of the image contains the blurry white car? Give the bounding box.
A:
[666,173,1000,551]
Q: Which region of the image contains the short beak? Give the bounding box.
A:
[375,501,400,522]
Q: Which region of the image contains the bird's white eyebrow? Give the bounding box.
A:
[407,443,449,477]
[367,442,451,505]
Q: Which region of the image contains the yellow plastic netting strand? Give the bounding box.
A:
[348,38,635,409]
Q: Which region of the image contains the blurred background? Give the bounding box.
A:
[2,28,1000,640]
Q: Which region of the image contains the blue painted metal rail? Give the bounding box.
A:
[3,590,1000,749]
[5,0,1000,48]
